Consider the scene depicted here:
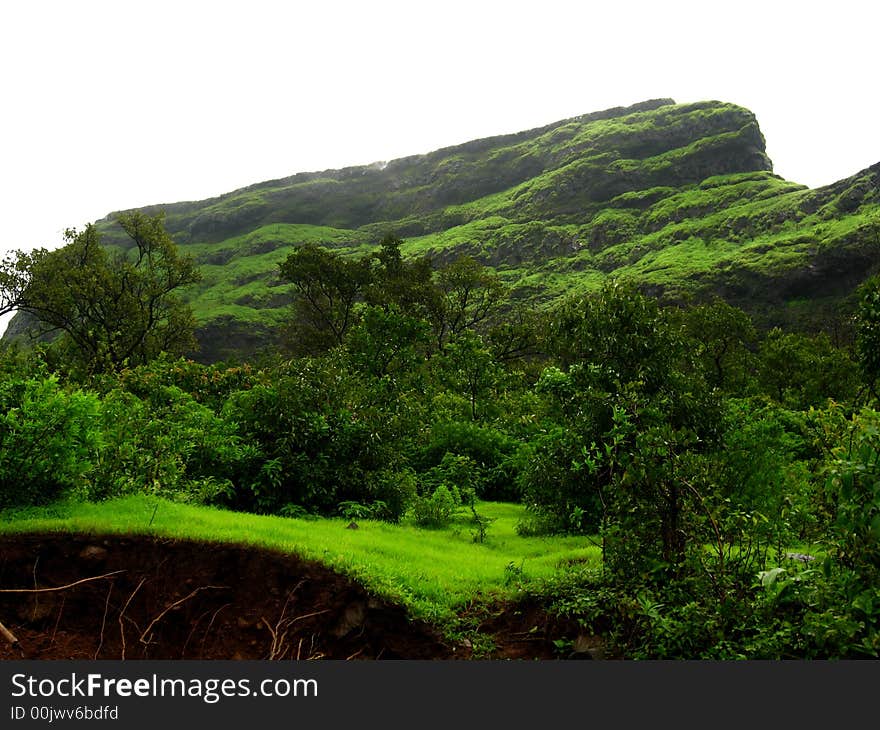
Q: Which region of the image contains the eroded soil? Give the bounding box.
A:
[0,535,586,660]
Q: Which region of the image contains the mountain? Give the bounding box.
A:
[16,99,880,360]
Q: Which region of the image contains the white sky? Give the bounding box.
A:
[1,0,879,335]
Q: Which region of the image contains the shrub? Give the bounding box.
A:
[716,398,816,541]
[855,275,880,400]
[224,357,405,517]
[417,421,523,501]
[517,426,604,535]
[827,408,880,581]
[363,469,418,522]
[0,376,100,508]
[420,453,481,497]
[89,385,255,504]
[758,329,859,408]
[100,355,259,413]
[408,484,461,528]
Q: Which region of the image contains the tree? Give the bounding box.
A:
[7,212,200,375]
[279,242,373,354]
[435,331,502,421]
[0,250,35,317]
[279,235,508,356]
[365,233,440,323]
[344,304,429,381]
[431,256,508,351]
[488,304,545,365]
[855,275,880,401]
[758,328,858,408]
[679,298,757,392]
[546,280,680,393]
[524,282,723,581]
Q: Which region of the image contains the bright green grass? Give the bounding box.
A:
[182,223,366,320]
[176,194,879,339]
[0,496,600,624]
[403,216,514,256]
[187,223,364,256]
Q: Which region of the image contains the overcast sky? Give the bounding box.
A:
[1,0,878,333]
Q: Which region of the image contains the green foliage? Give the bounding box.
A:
[717,399,816,539]
[365,233,440,322]
[855,275,880,400]
[0,249,33,317]
[487,304,544,364]
[599,407,713,581]
[679,298,757,392]
[278,231,510,365]
[827,408,880,580]
[408,484,462,528]
[362,469,418,523]
[12,212,200,375]
[547,280,681,393]
[420,453,481,497]
[757,328,859,408]
[344,305,429,381]
[433,331,503,421]
[279,242,373,354]
[105,355,259,412]
[223,356,407,517]
[468,501,495,544]
[430,256,508,350]
[0,375,100,508]
[524,283,722,561]
[89,385,253,504]
[617,405,880,658]
[417,420,524,501]
[337,500,388,522]
[407,454,498,538]
[517,423,605,535]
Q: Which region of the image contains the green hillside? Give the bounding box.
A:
[58,98,880,360]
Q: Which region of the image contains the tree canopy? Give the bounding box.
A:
[279,233,508,357]
[2,212,200,374]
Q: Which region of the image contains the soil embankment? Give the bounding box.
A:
[0,535,579,660]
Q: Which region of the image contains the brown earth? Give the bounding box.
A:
[0,534,589,661]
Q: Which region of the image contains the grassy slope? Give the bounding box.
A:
[0,497,599,624]
[84,98,880,359]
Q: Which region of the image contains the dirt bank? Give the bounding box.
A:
[0,534,582,660]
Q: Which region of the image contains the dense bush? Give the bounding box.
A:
[88,385,256,504]
[416,421,524,501]
[224,358,408,517]
[855,275,880,401]
[517,425,604,535]
[0,375,100,508]
[715,398,816,540]
[593,406,880,658]
[758,329,859,408]
[826,408,880,581]
[100,355,260,413]
[408,484,462,528]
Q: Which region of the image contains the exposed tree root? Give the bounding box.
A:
[0,570,126,594]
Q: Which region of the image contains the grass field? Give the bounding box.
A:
[0,497,600,624]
